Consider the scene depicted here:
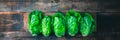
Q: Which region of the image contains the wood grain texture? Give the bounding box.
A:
[0,0,119,12]
[0,2,97,12]
[0,0,119,40]
[0,0,96,2]
[0,12,26,32]
[0,32,120,40]
[0,2,119,12]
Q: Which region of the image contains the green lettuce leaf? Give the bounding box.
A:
[41,16,51,37]
[53,12,66,37]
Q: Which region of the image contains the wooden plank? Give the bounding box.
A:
[0,12,26,32]
[0,2,97,12]
[0,32,120,40]
[0,0,96,2]
[0,1,119,12]
[97,13,120,32]
[0,32,96,40]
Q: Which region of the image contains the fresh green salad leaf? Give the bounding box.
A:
[41,16,51,37]
[53,12,66,37]
[66,10,81,36]
[80,13,96,37]
[28,10,43,36]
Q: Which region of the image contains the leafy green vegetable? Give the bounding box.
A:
[28,10,43,36]
[66,10,81,36]
[27,10,96,37]
[80,13,96,37]
[41,16,51,37]
[53,12,66,37]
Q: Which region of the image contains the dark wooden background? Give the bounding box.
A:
[0,0,120,40]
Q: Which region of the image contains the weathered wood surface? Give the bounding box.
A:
[0,0,96,2]
[0,2,97,12]
[0,1,119,12]
[0,0,119,40]
[0,12,27,32]
[0,32,120,40]
[1,12,120,40]
[0,12,119,40]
